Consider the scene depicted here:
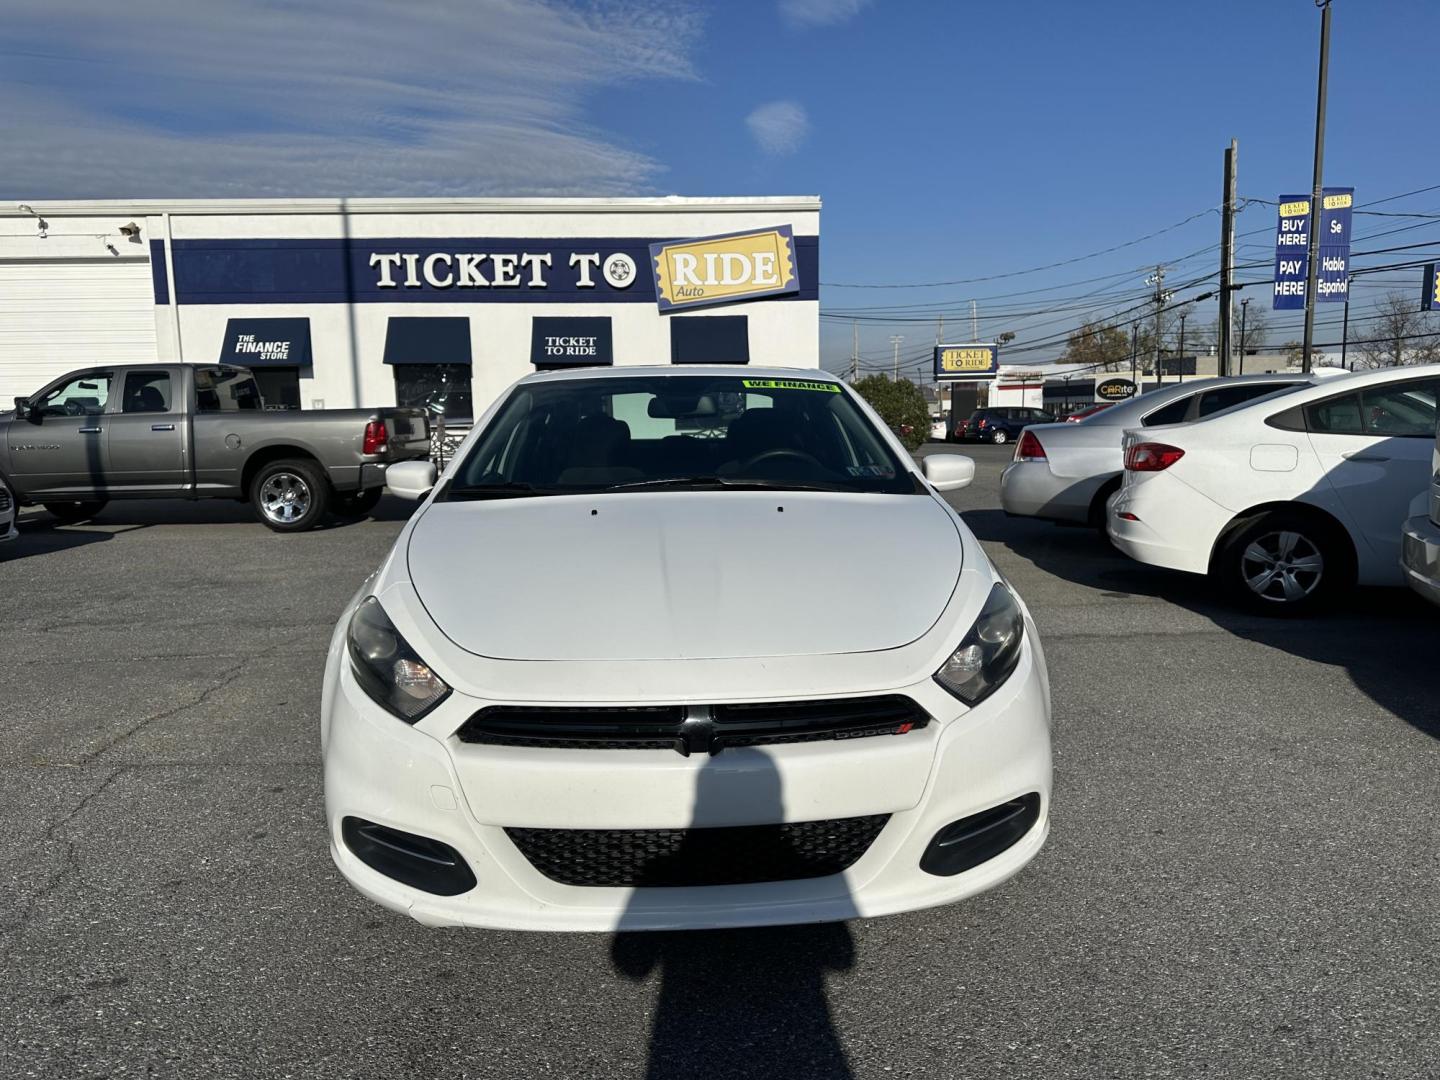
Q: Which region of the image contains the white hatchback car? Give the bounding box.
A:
[1000,374,1314,533]
[323,366,1052,931]
[1109,364,1440,611]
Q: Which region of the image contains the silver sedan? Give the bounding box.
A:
[1000,374,1315,533]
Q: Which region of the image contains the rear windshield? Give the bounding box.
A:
[446,375,914,497]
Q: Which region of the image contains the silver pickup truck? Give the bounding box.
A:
[1,363,428,532]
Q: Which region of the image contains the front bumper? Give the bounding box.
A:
[323,641,1052,932]
[1401,513,1440,607]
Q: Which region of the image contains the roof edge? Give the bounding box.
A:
[1,196,823,218]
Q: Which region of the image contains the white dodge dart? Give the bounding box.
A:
[1109,364,1440,611]
[322,365,1052,931]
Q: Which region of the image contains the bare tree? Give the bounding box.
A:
[1346,292,1440,368]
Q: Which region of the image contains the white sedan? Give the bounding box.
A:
[1109,364,1440,611]
[1000,374,1313,532]
[322,365,1052,931]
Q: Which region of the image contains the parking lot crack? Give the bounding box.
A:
[0,767,123,959]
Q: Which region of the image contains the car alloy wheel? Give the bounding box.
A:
[1240,529,1324,604]
[259,471,312,526]
[990,429,1009,444]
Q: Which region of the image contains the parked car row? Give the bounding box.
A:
[1000,367,1440,612]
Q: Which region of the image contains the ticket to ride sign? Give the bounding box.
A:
[649,226,799,311]
[934,344,1000,380]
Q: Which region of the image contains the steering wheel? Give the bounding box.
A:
[738,447,824,472]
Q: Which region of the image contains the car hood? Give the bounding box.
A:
[406,490,964,661]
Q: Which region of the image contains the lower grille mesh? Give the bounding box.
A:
[506,814,890,888]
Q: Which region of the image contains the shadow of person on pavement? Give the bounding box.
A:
[610,750,859,1080]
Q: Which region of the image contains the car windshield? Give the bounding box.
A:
[445,374,915,497]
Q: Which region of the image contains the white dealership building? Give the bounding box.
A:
[0,197,820,419]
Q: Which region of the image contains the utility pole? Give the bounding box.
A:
[970,300,979,342]
[849,320,859,382]
[1301,0,1334,373]
[1129,323,1140,390]
[1147,265,1168,393]
[1218,139,1238,377]
[1175,310,1189,386]
[1238,297,1250,375]
[889,334,904,381]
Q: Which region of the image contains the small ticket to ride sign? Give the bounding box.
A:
[934,344,999,380]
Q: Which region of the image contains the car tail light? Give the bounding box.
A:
[1125,442,1185,471]
[1014,431,1046,461]
[362,420,389,455]
[977,418,989,429]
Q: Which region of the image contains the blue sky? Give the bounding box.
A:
[3,0,1438,371]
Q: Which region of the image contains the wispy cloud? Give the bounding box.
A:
[0,0,702,197]
[779,0,871,28]
[745,101,808,155]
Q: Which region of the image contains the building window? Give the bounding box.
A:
[254,368,301,411]
[670,316,750,365]
[393,365,473,423]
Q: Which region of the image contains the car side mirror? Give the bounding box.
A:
[13,397,35,421]
[386,460,437,500]
[922,454,975,492]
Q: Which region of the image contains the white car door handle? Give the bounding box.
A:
[1342,451,1389,462]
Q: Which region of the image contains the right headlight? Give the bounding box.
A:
[347,596,451,722]
[934,582,1025,705]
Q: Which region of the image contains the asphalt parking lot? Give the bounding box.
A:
[2,444,1437,1080]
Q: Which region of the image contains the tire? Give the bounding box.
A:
[330,487,383,520]
[1088,479,1122,543]
[1213,511,1349,614]
[250,459,330,532]
[42,500,107,525]
[990,429,1009,445]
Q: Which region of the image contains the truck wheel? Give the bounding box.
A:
[43,500,107,525]
[330,487,383,520]
[251,459,329,532]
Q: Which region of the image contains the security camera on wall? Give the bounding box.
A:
[118,221,142,241]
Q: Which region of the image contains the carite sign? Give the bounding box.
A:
[649,227,800,312]
[1273,194,1311,311]
[934,344,999,381]
[1095,378,1137,402]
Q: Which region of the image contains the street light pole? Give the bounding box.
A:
[1301,0,1334,373]
[1238,297,1250,375]
[1340,280,1352,369]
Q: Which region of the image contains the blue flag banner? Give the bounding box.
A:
[1272,195,1311,310]
[1315,187,1354,303]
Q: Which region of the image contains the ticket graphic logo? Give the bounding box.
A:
[650,226,799,311]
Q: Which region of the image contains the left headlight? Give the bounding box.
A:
[934,582,1025,705]
[347,596,451,722]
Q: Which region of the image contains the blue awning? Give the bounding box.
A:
[383,317,472,366]
[219,318,312,368]
[670,315,750,365]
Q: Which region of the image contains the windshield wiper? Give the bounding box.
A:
[606,475,852,494]
[442,481,557,500]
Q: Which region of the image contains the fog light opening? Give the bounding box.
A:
[919,793,1042,877]
[341,816,477,896]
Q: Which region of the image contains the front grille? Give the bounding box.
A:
[456,695,928,756]
[506,814,889,887]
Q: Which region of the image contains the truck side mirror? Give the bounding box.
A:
[13,397,35,422]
